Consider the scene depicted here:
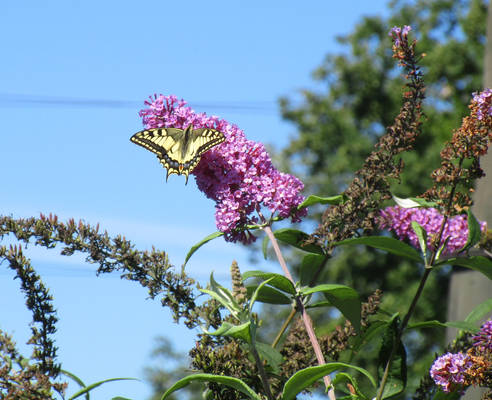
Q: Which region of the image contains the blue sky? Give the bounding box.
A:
[1,1,390,399]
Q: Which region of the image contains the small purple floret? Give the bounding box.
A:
[139,94,306,244]
[389,25,411,47]
[472,88,492,120]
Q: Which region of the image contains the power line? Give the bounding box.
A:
[0,93,279,114]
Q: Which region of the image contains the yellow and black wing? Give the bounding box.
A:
[130,125,225,184]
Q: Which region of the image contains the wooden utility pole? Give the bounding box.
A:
[446,2,492,398]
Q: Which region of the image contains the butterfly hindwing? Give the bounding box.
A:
[130,125,225,184]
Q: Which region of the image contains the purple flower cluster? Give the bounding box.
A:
[379,206,486,255]
[430,352,472,392]
[389,25,412,47]
[139,94,306,243]
[472,88,492,120]
[472,318,492,353]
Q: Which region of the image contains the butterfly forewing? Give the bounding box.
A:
[130,126,225,184]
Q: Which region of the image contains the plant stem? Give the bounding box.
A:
[263,224,336,400]
[375,267,431,400]
[250,341,275,400]
[272,307,297,349]
[271,255,331,349]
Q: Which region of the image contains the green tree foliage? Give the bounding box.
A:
[276,0,487,395]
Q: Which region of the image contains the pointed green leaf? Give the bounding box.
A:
[160,373,262,400]
[200,288,242,317]
[435,236,451,263]
[336,236,422,263]
[465,298,492,324]
[203,321,252,343]
[352,320,389,352]
[249,277,274,312]
[298,194,346,209]
[300,254,326,286]
[332,372,369,400]
[431,389,461,400]
[68,378,138,400]
[377,315,406,399]
[111,397,134,400]
[411,221,427,258]
[242,271,296,295]
[301,284,361,333]
[184,231,224,266]
[459,209,482,253]
[273,228,324,255]
[245,285,291,304]
[282,362,376,400]
[407,320,478,333]
[262,234,270,260]
[254,341,284,374]
[436,256,492,279]
[392,195,437,208]
[61,370,89,400]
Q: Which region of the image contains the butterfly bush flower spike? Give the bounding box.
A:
[379,206,486,256]
[430,352,472,393]
[473,319,492,353]
[139,94,306,244]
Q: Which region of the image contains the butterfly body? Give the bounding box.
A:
[130,124,225,184]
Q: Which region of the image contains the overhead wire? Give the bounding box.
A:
[0,93,279,114]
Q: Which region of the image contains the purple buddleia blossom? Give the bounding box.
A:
[472,319,492,352]
[379,206,486,255]
[389,25,411,47]
[139,94,306,243]
[430,352,472,393]
[472,88,492,120]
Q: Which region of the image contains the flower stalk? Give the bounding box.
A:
[262,224,336,400]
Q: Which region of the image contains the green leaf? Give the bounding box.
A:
[273,228,324,255]
[459,209,482,252]
[300,254,326,286]
[298,194,346,209]
[352,321,389,353]
[332,372,369,399]
[262,234,269,260]
[431,389,461,400]
[254,341,284,374]
[60,370,89,400]
[282,362,376,400]
[407,320,478,333]
[335,236,422,263]
[377,315,406,399]
[392,195,437,208]
[411,221,427,258]
[435,236,451,263]
[111,397,134,400]
[301,284,361,333]
[203,321,252,343]
[200,288,242,318]
[249,277,274,313]
[68,378,138,400]
[245,285,291,304]
[184,231,224,266]
[242,270,296,295]
[160,373,262,400]
[465,298,492,324]
[437,256,492,279]
[200,273,242,317]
